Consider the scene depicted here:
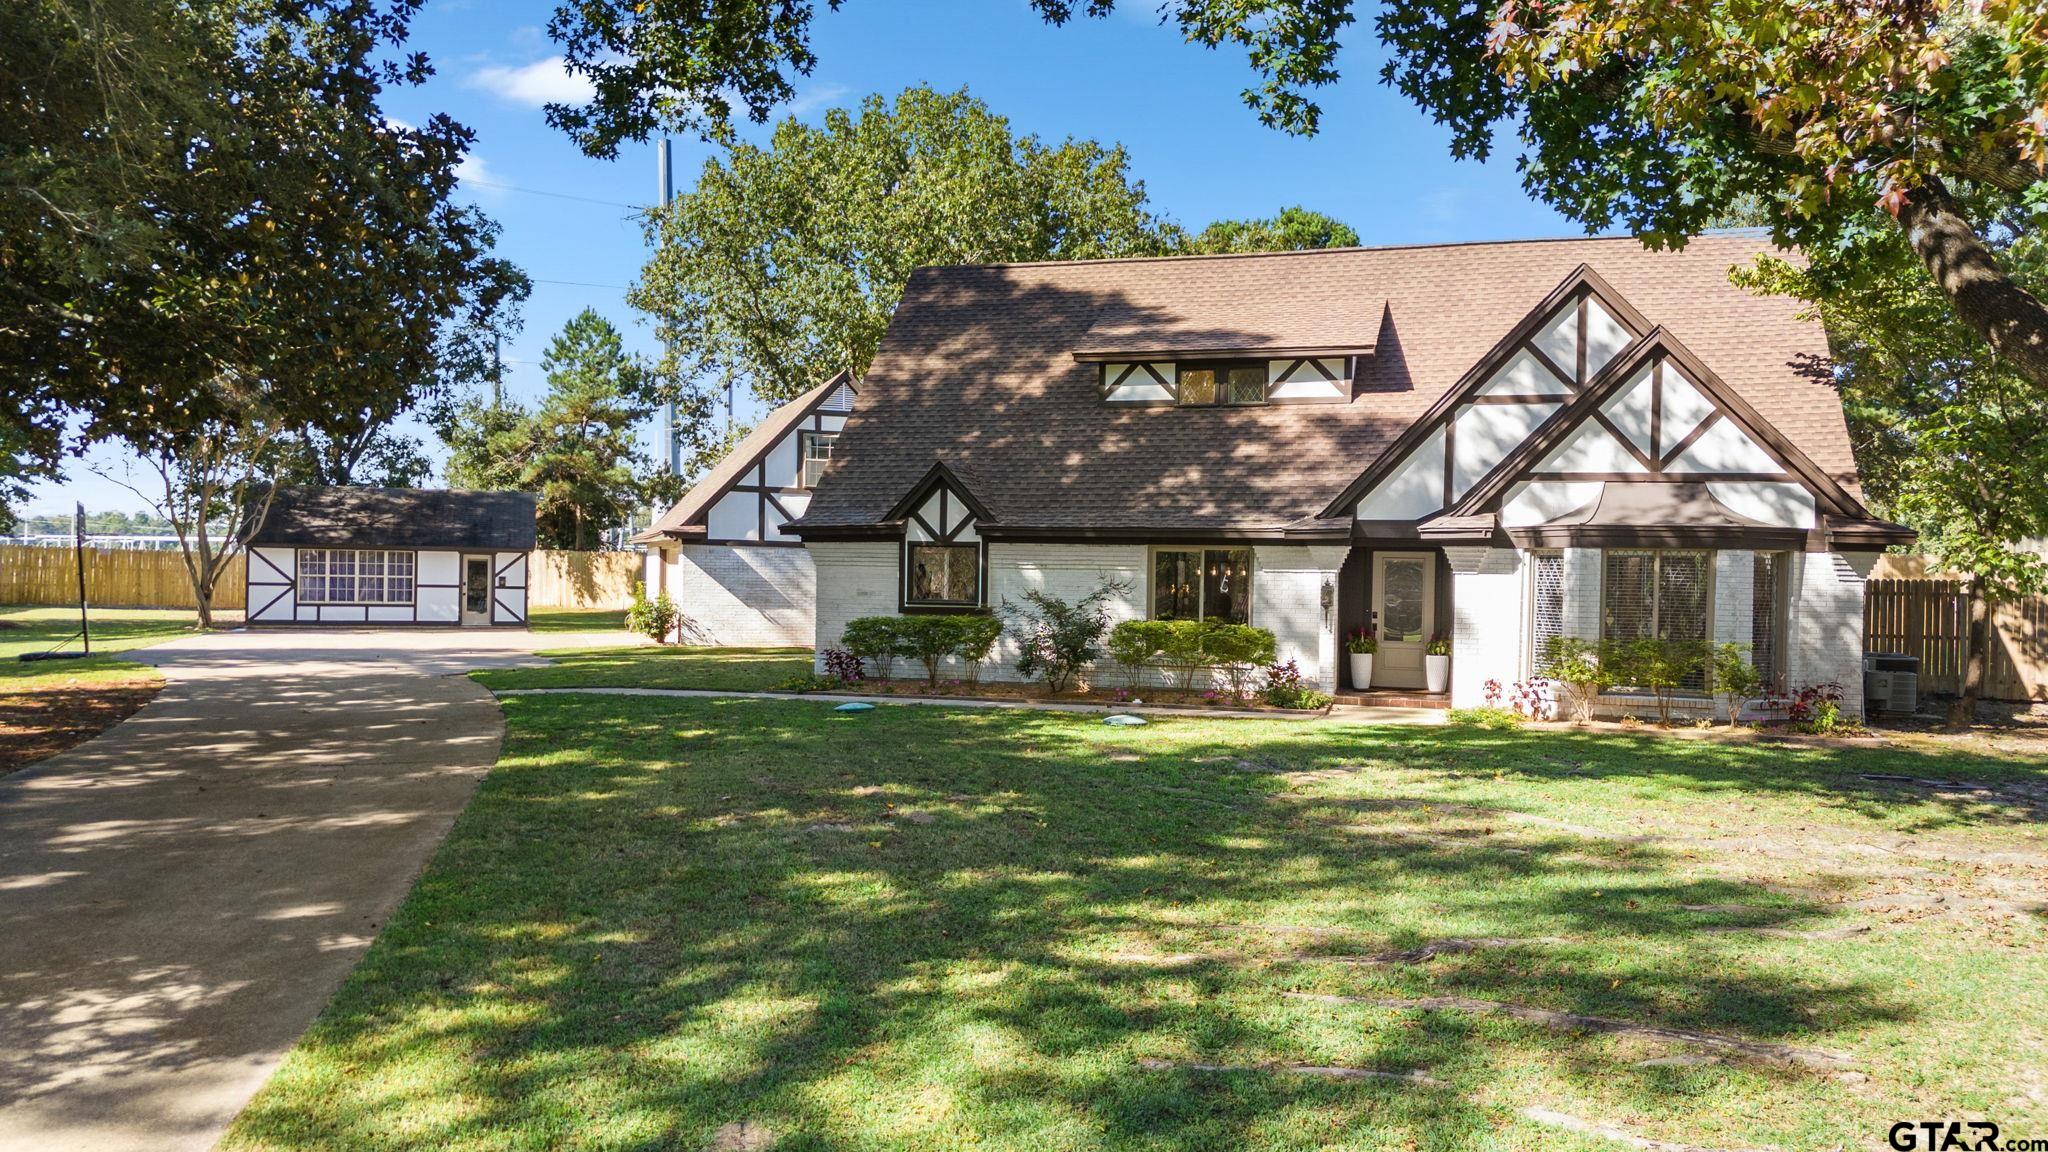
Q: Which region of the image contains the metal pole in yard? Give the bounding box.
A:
[73,502,90,655]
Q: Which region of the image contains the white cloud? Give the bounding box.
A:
[455,150,497,193]
[465,57,596,108]
[786,83,852,115]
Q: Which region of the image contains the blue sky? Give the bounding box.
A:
[24,0,1583,516]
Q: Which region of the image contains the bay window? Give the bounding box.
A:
[1601,549,1710,691]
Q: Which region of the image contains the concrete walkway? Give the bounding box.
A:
[0,628,614,1152]
[498,685,1448,725]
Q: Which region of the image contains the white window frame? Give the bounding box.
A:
[799,430,837,488]
[297,548,419,605]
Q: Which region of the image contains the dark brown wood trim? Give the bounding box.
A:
[1507,524,1808,549]
[1104,363,1140,396]
[1648,358,1663,463]
[1467,394,1567,405]
[976,523,1346,544]
[252,548,293,583]
[1658,410,1723,469]
[1318,264,1653,518]
[1588,408,1660,473]
[1072,344,1373,363]
[1525,341,1580,396]
[705,538,808,548]
[665,368,856,533]
[1441,414,1458,507]
[251,584,294,621]
[1575,295,1588,385]
[1526,470,1792,483]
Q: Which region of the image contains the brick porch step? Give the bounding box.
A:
[1332,689,1451,709]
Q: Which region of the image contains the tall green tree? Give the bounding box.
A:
[631,85,1173,412]
[1739,220,2048,724]
[5,0,526,618]
[440,311,658,550]
[1185,206,1359,254]
[545,1,2048,395]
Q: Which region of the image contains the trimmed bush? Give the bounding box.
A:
[953,616,1004,686]
[1203,623,1278,701]
[998,581,1126,694]
[625,589,678,643]
[840,617,900,680]
[1106,619,1171,688]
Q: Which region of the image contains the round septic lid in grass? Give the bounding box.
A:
[834,702,876,713]
[1103,714,1147,726]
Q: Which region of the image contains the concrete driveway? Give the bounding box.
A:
[0,627,619,1152]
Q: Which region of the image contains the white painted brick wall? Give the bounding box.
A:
[1446,547,1525,707]
[810,542,899,672]
[656,544,817,646]
[1252,545,1347,692]
[1562,547,1602,640]
[1712,549,1754,652]
[1788,551,1868,719]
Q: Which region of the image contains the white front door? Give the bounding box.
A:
[1371,552,1437,690]
[460,555,493,626]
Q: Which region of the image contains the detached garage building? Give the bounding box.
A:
[245,487,538,626]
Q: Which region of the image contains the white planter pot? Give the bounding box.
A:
[1348,652,1374,691]
[1425,654,1450,695]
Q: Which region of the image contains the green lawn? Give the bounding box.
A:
[473,643,814,693]
[526,608,631,635]
[226,684,2048,1151]
[0,604,201,681]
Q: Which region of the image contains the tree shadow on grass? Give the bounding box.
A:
[220,700,2042,1151]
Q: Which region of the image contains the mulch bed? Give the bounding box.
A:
[818,680,1322,714]
[0,677,163,775]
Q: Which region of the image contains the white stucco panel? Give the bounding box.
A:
[1476,348,1570,397]
[1706,482,1816,529]
[1584,299,1632,377]
[1451,401,1561,500]
[1597,364,1655,455]
[1538,421,1648,474]
[1657,367,1717,447]
[1501,481,1602,527]
[1357,426,1446,520]
[1671,416,1781,474]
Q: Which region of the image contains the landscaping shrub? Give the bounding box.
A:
[840,617,900,680]
[1542,636,1606,724]
[998,581,1126,694]
[1154,620,1213,693]
[953,616,1004,686]
[892,616,969,689]
[1711,641,1762,726]
[625,589,678,643]
[821,648,865,682]
[1106,619,1171,688]
[1448,706,1525,729]
[1258,659,1330,710]
[1600,637,1708,725]
[1203,623,1278,701]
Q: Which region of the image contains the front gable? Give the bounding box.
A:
[1333,265,1651,522]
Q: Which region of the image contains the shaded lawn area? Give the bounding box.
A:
[0,605,200,772]
[526,608,630,635]
[226,695,2048,1151]
[472,644,813,693]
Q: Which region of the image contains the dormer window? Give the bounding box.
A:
[1177,360,1266,406]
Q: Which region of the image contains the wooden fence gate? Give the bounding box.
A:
[1863,574,2047,701]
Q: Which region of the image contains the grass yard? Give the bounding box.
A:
[225,681,2048,1151]
[0,605,202,772]
[527,608,631,635]
[473,644,814,693]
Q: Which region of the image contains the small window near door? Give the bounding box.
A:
[1151,548,1251,623]
[800,431,836,488]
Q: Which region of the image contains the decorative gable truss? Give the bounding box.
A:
[1331,266,1648,522]
[888,461,991,609]
[1445,328,1871,538]
[1100,357,1352,404]
[699,377,854,545]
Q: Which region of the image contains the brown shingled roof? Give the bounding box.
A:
[1072,284,1379,361]
[790,233,1857,535]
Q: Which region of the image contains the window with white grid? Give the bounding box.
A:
[1751,551,1785,690]
[1601,550,1710,691]
[296,549,416,604]
[1528,551,1566,674]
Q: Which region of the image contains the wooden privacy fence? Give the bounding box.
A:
[0,544,245,610]
[526,550,641,610]
[1865,563,2048,702]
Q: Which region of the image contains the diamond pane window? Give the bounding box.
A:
[1529,551,1565,674]
[1175,360,1266,406]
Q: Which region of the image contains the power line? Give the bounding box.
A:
[464,178,648,211]
[529,277,632,291]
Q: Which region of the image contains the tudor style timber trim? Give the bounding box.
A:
[1445,326,1868,521]
[637,371,856,547]
[892,460,992,613]
[1319,264,1652,519]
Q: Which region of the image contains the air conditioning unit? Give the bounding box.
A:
[1863,653,1920,716]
